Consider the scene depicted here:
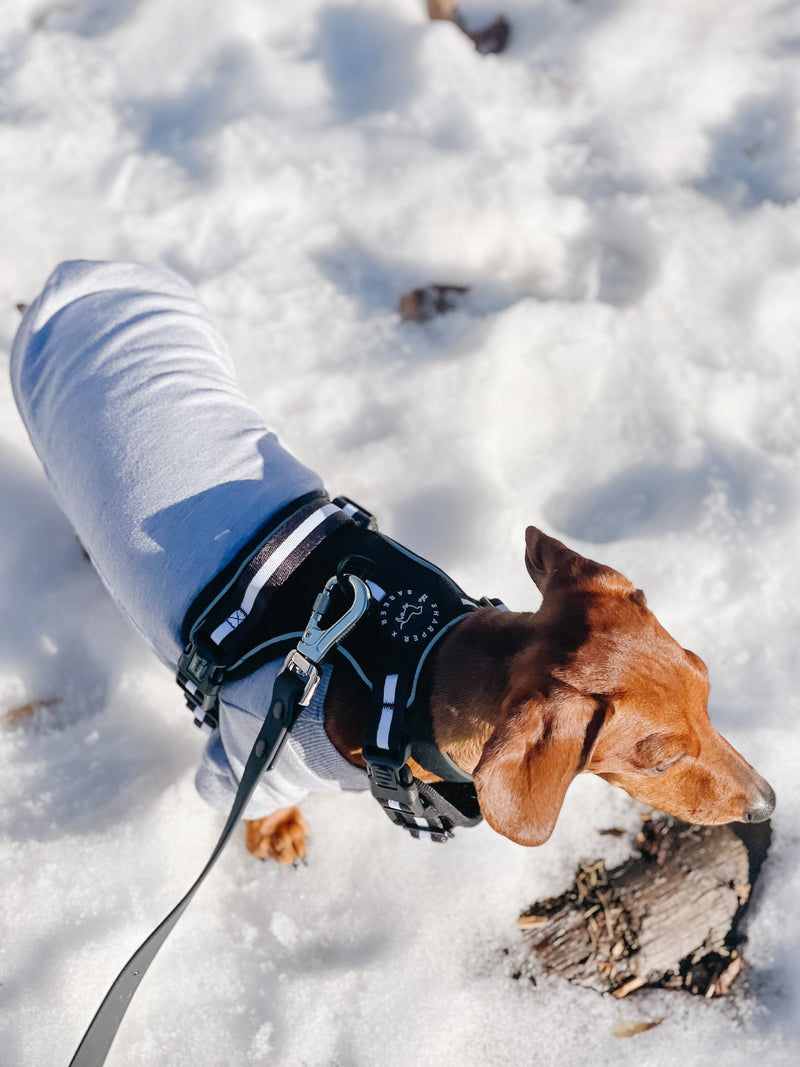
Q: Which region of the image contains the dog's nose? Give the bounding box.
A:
[743,781,776,823]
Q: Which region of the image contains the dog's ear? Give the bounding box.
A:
[472,689,598,846]
[524,526,590,595]
[525,527,633,600]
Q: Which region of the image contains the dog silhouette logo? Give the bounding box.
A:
[379,590,441,645]
[396,602,423,629]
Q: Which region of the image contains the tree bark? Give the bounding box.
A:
[516,816,771,997]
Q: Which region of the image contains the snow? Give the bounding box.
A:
[2,0,800,1063]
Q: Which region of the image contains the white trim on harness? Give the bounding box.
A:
[209,502,340,645]
[376,674,399,749]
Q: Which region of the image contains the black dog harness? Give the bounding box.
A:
[69,493,503,1066]
[177,492,500,841]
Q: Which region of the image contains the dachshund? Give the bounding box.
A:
[11,261,775,868]
[247,526,776,862]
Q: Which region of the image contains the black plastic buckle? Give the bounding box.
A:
[332,495,379,531]
[478,595,508,610]
[381,794,454,842]
[363,746,457,843]
[363,746,419,809]
[176,640,226,714]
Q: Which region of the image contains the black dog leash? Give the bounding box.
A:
[68,574,370,1067]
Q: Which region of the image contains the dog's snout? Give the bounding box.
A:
[743,781,776,823]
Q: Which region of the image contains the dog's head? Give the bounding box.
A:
[471,528,775,846]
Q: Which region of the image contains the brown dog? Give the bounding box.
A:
[246,526,775,861]
[11,263,773,865]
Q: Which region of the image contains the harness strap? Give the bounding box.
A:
[362,664,482,840]
[177,494,351,731]
[409,739,474,784]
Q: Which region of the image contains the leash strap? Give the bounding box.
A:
[70,573,371,1067]
[68,669,305,1067]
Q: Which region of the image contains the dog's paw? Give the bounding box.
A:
[245,807,309,865]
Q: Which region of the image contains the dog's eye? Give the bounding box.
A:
[650,756,681,776]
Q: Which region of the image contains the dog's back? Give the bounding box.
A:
[11,260,323,667]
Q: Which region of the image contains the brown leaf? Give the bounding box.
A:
[398,284,469,323]
[427,0,461,22]
[3,697,62,727]
[612,1018,665,1038]
[426,3,510,56]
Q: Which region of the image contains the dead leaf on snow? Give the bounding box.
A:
[3,697,62,727]
[399,284,469,323]
[612,1018,665,1038]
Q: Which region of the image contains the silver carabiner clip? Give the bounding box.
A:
[283,573,371,707]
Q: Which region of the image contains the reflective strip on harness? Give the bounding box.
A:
[376,674,399,749]
[177,497,352,729]
[209,502,341,645]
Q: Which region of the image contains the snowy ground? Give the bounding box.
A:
[2,0,800,1064]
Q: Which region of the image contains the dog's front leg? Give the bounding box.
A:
[245,808,308,865]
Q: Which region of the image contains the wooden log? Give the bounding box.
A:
[515,815,771,998]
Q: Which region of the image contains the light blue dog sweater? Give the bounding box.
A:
[11,260,367,817]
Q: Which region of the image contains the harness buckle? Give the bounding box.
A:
[363,753,455,841]
[332,495,379,531]
[281,649,322,709]
[363,749,416,806]
[177,640,225,714]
